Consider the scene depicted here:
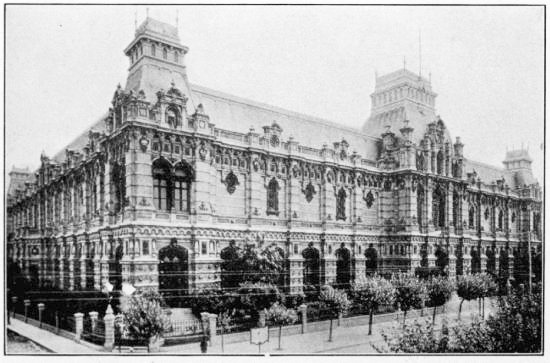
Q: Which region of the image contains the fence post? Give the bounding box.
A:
[24,299,30,323]
[103,305,115,351]
[74,312,84,341]
[208,314,218,347]
[200,312,210,345]
[337,311,342,327]
[89,311,98,332]
[299,304,308,334]
[11,296,18,319]
[38,303,45,329]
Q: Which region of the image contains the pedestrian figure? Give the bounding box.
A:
[200,336,208,353]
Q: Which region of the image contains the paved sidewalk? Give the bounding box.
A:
[164,297,495,354]
[7,318,99,354]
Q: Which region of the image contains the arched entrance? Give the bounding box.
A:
[302,243,320,295]
[220,240,241,289]
[486,247,496,275]
[364,244,378,276]
[158,238,189,307]
[335,243,351,289]
[471,247,480,274]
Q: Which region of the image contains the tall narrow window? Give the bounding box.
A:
[453,191,460,228]
[163,48,167,60]
[174,163,191,212]
[432,186,445,228]
[153,159,171,211]
[469,206,475,229]
[166,107,179,127]
[151,44,156,56]
[417,184,424,227]
[266,178,279,216]
[498,210,504,231]
[174,51,179,63]
[437,150,444,175]
[112,162,126,213]
[336,188,347,221]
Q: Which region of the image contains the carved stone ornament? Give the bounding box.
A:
[364,190,375,208]
[139,137,149,152]
[304,182,316,203]
[199,145,207,161]
[224,171,239,194]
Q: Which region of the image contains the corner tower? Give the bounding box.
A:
[362,69,443,144]
[123,17,192,105]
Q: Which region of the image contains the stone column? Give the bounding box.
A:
[93,238,102,290]
[74,312,84,341]
[58,243,65,290]
[287,254,304,295]
[80,240,87,290]
[89,311,98,332]
[354,253,366,280]
[103,305,115,351]
[208,313,218,346]
[299,304,308,333]
[68,241,75,291]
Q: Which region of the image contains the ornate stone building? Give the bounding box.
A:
[7,17,542,297]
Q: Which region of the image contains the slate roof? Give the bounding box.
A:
[190,84,380,160]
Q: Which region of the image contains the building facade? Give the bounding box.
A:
[7,17,543,297]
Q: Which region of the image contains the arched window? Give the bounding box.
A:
[336,188,347,221]
[153,159,171,211]
[151,44,156,56]
[163,48,168,60]
[437,150,444,175]
[498,209,504,231]
[469,206,476,229]
[432,186,445,228]
[453,191,460,229]
[417,184,424,227]
[166,107,179,127]
[174,163,192,212]
[112,161,126,213]
[266,178,279,216]
[174,51,179,63]
[416,152,425,171]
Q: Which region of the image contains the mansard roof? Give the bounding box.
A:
[190,84,380,160]
[51,113,107,164]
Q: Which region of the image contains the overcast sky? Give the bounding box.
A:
[5,4,544,184]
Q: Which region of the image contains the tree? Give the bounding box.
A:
[485,291,542,352]
[266,302,298,350]
[319,285,351,342]
[377,290,542,353]
[391,273,427,327]
[478,273,497,318]
[238,281,281,326]
[351,275,395,335]
[426,276,454,324]
[119,290,170,352]
[456,274,482,320]
[221,241,285,288]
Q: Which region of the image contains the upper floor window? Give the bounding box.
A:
[166,107,179,128]
[112,162,126,213]
[163,48,168,60]
[497,210,504,231]
[469,206,476,229]
[151,44,156,56]
[174,163,192,213]
[153,159,171,211]
[174,51,179,63]
[417,185,424,227]
[336,188,347,221]
[266,178,279,216]
[437,150,444,175]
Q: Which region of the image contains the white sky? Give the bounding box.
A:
[5,4,544,184]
